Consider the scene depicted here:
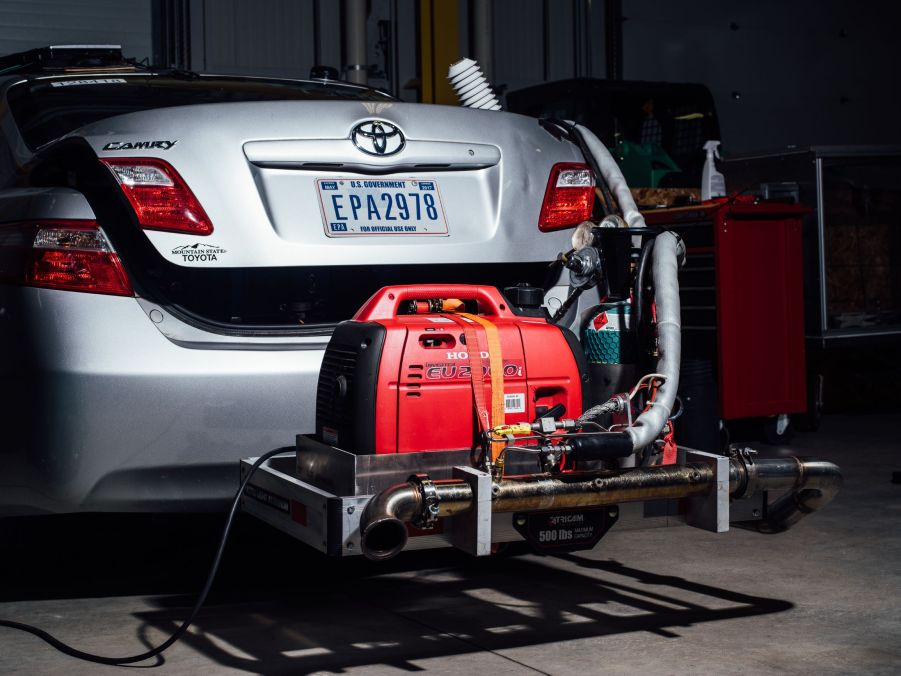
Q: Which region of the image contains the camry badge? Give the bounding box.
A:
[351,120,405,156]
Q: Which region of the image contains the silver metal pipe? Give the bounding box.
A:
[359,455,842,560]
[458,464,714,515]
[574,124,646,228]
[730,456,843,533]
[572,127,684,452]
[358,483,421,561]
[625,231,685,451]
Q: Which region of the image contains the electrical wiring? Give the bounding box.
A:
[629,373,667,400]
[0,446,290,666]
[490,430,624,445]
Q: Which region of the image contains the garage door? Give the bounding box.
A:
[0,0,153,63]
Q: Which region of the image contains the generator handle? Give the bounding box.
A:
[353,284,516,321]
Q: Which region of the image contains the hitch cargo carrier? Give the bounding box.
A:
[239,435,839,561]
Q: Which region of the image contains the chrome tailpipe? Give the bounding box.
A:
[359,474,475,561]
[729,455,843,533]
[358,483,422,561]
[359,455,842,561]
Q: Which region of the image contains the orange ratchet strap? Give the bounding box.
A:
[442,313,491,435]
[441,312,507,465]
[459,312,506,460]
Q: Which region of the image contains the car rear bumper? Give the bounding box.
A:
[0,287,324,515]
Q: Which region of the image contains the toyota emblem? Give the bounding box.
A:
[351,120,405,156]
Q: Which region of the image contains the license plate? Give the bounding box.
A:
[317,178,449,237]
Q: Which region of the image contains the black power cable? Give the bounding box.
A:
[0,446,290,665]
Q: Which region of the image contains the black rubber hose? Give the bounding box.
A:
[634,237,655,332]
[543,250,572,291]
[568,432,634,460]
[551,285,584,324]
[0,446,291,665]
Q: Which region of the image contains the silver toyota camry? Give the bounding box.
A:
[0,46,592,515]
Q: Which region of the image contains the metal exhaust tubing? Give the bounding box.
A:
[729,455,844,533]
[359,455,842,561]
[358,483,423,561]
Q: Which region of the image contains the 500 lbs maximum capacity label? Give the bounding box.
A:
[513,507,619,553]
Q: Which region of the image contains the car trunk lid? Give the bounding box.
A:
[83,100,579,269]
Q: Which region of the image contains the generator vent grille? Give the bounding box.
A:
[316,344,358,429]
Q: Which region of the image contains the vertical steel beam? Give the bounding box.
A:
[542,0,550,81]
[419,0,459,104]
[469,0,492,83]
[604,0,623,80]
[419,0,433,101]
[153,0,192,69]
[390,0,400,97]
[584,0,593,78]
[344,0,368,84]
[313,0,322,67]
[815,157,829,336]
[572,0,582,77]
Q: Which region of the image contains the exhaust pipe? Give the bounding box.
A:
[625,231,685,452]
[359,475,475,561]
[359,455,842,560]
[358,483,422,562]
[730,455,843,533]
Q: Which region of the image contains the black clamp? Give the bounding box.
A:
[409,473,440,529]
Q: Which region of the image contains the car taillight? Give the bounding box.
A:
[100,158,213,235]
[0,220,133,296]
[538,163,595,231]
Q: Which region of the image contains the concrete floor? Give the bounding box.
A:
[1,413,899,675]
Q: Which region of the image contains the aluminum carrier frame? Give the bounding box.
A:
[239,434,768,559]
[241,435,841,559]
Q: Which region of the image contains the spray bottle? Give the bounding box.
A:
[701,140,726,201]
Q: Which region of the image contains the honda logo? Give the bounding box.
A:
[351,120,405,156]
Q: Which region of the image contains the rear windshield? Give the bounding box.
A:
[6,74,392,149]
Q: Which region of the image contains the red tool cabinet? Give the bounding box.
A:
[643,198,808,421]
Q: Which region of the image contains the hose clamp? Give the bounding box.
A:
[409,473,440,529]
[730,447,759,499]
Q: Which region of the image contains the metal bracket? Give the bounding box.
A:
[448,465,492,556]
[685,449,730,532]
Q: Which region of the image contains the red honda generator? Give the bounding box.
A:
[240,229,841,562]
[315,284,591,457]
